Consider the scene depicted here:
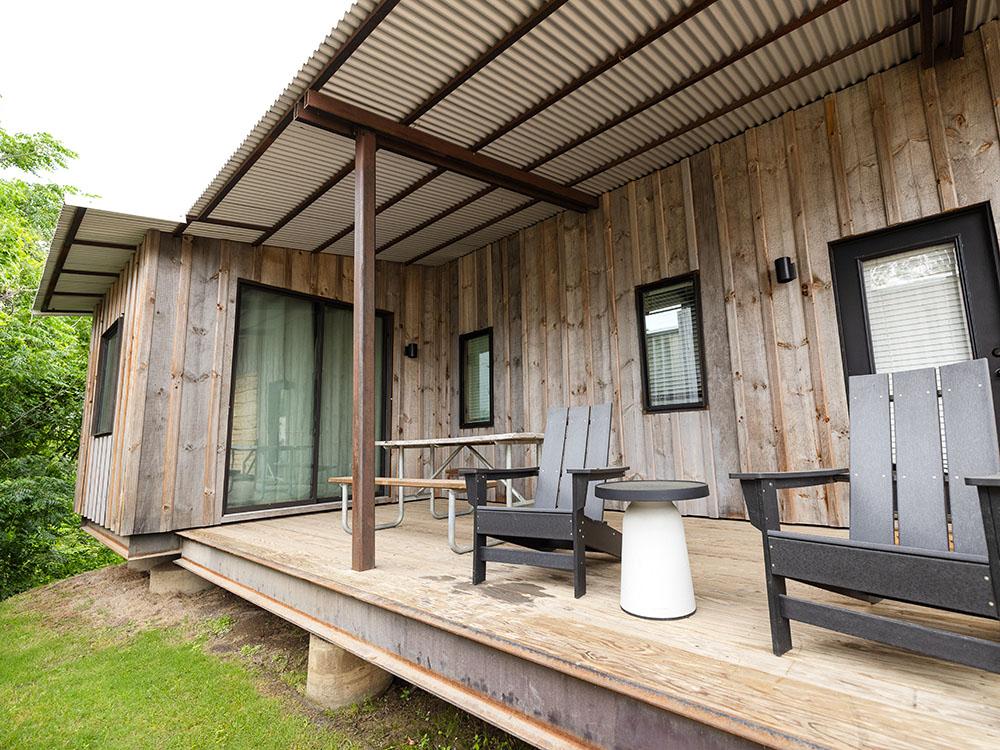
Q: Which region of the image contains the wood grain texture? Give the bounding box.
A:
[181,506,1000,750]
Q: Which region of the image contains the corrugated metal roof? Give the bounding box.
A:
[182,0,996,265]
[33,204,177,314]
[36,0,1000,311]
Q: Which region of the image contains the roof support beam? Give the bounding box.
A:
[267,0,573,250]
[950,0,968,58]
[311,0,722,253]
[176,0,401,236]
[258,0,570,249]
[295,91,597,212]
[352,129,377,573]
[70,238,139,251]
[922,0,937,68]
[42,206,86,311]
[409,3,954,264]
[187,216,273,232]
[395,0,849,261]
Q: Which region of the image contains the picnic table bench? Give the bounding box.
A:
[328,476,499,554]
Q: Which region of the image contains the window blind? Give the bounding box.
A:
[862,243,973,374]
[462,331,492,425]
[640,277,703,410]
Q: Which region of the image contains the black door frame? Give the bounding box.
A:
[222,279,394,515]
[829,201,1000,431]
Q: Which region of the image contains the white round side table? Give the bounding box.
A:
[595,480,709,620]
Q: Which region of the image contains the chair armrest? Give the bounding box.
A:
[457,467,540,480]
[568,467,629,511]
[566,466,629,480]
[966,475,1000,488]
[731,469,848,532]
[460,467,539,507]
[729,468,849,488]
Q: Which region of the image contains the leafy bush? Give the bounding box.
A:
[0,124,119,599]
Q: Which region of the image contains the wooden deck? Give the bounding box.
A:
[178,502,1000,749]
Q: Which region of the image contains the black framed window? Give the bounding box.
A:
[92,319,122,437]
[224,282,392,514]
[459,327,493,428]
[635,272,706,412]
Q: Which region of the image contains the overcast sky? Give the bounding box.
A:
[0,0,353,220]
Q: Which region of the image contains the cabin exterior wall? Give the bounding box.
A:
[434,25,1000,526]
[75,22,1000,536]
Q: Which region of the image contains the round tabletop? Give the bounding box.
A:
[595,479,709,503]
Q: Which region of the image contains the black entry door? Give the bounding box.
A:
[830,202,1000,431]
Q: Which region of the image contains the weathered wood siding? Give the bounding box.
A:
[439,25,1000,524]
[76,22,1000,533]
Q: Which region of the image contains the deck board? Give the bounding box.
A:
[181,504,1000,749]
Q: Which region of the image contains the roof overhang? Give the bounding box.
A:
[34,0,1000,313]
[33,203,177,314]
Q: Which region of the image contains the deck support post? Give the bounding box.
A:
[352,128,377,571]
[148,561,214,595]
[305,634,392,710]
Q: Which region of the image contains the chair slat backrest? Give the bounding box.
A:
[893,367,948,550]
[582,402,613,519]
[848,359,999,554]
[941,360,999,555]
[534,404,613,519]
[848,372,894,544]
[535,407,569,510]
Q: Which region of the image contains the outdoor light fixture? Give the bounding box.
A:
[774,256,797,284]
[404,343,418,359]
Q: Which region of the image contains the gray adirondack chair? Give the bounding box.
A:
[733,359,1000,672]
[461,404,626,598]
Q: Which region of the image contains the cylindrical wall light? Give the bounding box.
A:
[774,256,797,284]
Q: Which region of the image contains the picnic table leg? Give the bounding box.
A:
[447,489,500,555]
[341,484,351,534]
[429,445,466,520]
[342,481,405,534]
[505,443,513,507]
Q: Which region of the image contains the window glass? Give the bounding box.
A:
[461,330,492,426]
[862,243,972,374]
[226,285,390,512]
[637,275,704,411]
[227,288,316,509]
[316,309,384,499]
[92,320,122,436]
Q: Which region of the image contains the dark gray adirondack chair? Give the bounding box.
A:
[461,404,626,598]
[733,359,1000,672]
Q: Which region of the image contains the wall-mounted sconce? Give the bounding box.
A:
[404,343,418,359]
[774,256,797,284]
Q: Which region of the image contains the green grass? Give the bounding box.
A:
[0,605,353,750]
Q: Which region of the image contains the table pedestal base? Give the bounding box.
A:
[620,500,696,619]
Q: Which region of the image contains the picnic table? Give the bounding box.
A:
[328,432,544,553]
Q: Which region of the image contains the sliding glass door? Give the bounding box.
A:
[225,283,390,513]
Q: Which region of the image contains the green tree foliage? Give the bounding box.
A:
[0,125,119,599]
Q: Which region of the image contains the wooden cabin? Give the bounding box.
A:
[33,1,1000,747]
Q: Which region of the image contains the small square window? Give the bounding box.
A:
[635,272,706,412]
[92,319,122,437]
[460,328,493,428]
